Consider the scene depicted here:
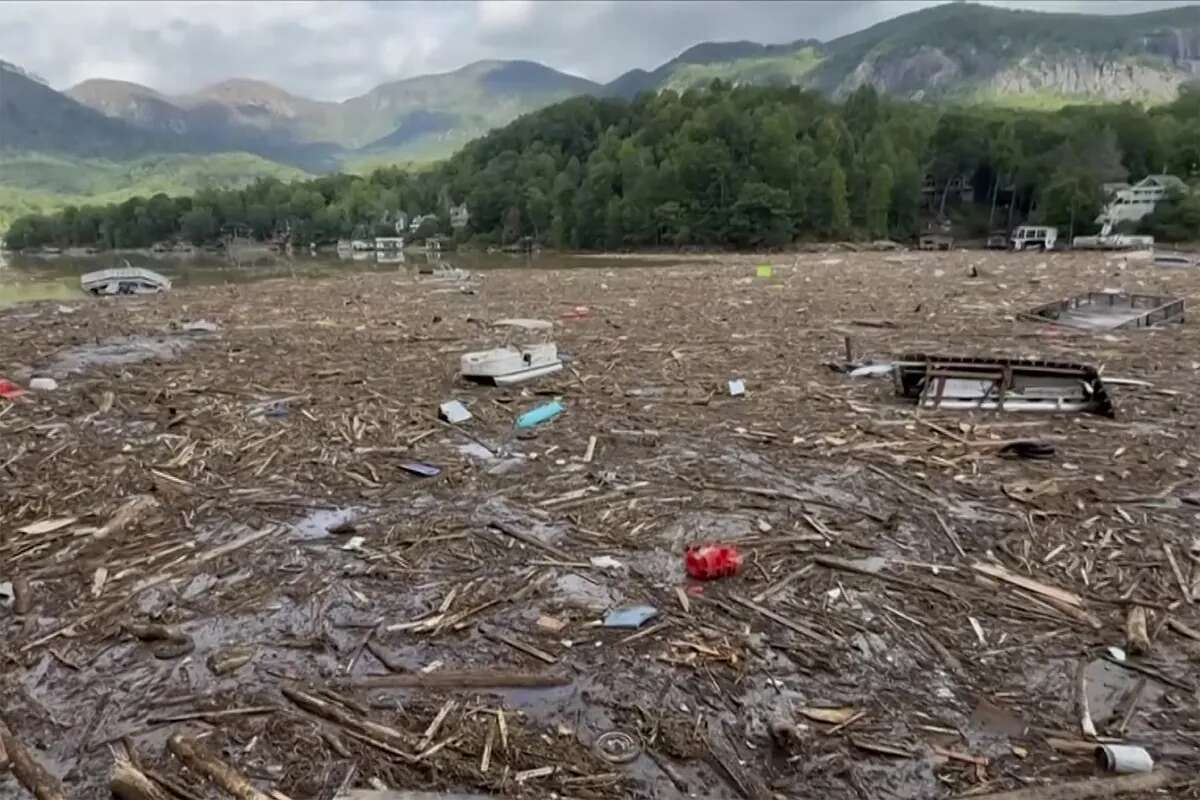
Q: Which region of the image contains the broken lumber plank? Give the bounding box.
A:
[729,593,831,645]
[111,752,175,800]
[1163,544,1192,605]
[480,628,557,664]
[350,670,571,690]
[167,734,272,800]
[336,793,493,800]
[0,722,66,800]
[971,770,1178,800]
[280,685,418,761]
[971,561,1084,608]
[22,525,282,652]
[488,521,573,562]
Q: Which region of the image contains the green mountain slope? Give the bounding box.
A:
[1,61,165,158]
[811,3,1200,102]
[603,4,1200,105]
[604,40,822,96]
[5,0,1200,215]
[63,60,601,167]
[0,152,309,233]
[340,60,599,150]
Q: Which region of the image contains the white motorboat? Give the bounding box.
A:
[461,318,563,386]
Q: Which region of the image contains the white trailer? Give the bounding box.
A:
[1011,226,1058,251]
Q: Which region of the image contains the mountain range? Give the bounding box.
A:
[2,2,1200,229]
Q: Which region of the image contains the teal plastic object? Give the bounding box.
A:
[516,400,564,429]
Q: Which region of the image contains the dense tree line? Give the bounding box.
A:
[6,82,1200,251]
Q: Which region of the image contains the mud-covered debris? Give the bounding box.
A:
[398,462,441,477]
[4,252,1200,800]
[182,319,219,333]
[207,646,255,675]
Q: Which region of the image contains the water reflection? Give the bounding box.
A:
[0,248,686,307]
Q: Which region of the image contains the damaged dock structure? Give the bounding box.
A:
[1024,290,1184,331]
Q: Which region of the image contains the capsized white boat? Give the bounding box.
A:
[80,267,171,296]
[460,318,563,386]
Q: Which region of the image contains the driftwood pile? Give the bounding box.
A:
[1,250,1199,799]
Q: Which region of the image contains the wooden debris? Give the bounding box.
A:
[972,561,1084,608]
[848,737,914,758]
[1077,659,1097,739]
[167,734,272,800]
[971,770,1178,799]
[417,700,456,751]
[0,721,67,800]
[1125,606,1151,655]
[480,628,557,664]
[110,751,175,800]
[4,253,1200,800]
[95,495,160,539]
[11,575,31,615]
[931,745,989,767]
[1167,618,1200,641]
[729,592,831,644]
[1163,544,1192,604]
[797,707,859,725]
[351,669,570,690]
[15,517,77,536]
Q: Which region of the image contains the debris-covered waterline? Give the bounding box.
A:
[2,251,1200,799]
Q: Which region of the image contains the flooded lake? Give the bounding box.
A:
[0,249,696,307]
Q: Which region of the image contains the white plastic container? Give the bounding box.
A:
[1095,744,1153,774]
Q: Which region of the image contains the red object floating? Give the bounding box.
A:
[686,544,743,580]
[0,379,25,400]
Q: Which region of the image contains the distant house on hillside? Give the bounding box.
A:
[449,203,470,230]
[394,212,408,234]
[921,173,973,208]
[1097,174,1187,225]
[410,214,438,234]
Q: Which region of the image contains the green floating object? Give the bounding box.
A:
[756,264,773,278]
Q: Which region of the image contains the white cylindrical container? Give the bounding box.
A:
[1095,744,1154,774]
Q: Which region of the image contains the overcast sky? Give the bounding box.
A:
[0,0,1194,100]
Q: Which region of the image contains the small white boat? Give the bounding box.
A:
[1155,251,1199,268]
[81,267,171,296]
[461,318,563,386]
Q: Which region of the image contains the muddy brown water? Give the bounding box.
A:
[0,249,694,308]
[6,251,1200,799]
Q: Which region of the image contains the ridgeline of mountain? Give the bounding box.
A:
[60,60,599,168]
[1,63,165,158]
[604,3,1200,102]
[603,39,824,97]
[807,3,1200,102]
[6,2,1200,180]
[51,3,1200,169]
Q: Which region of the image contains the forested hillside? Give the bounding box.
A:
[7,81,1200,250]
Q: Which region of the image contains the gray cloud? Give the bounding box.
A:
[0,0,1194,100]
